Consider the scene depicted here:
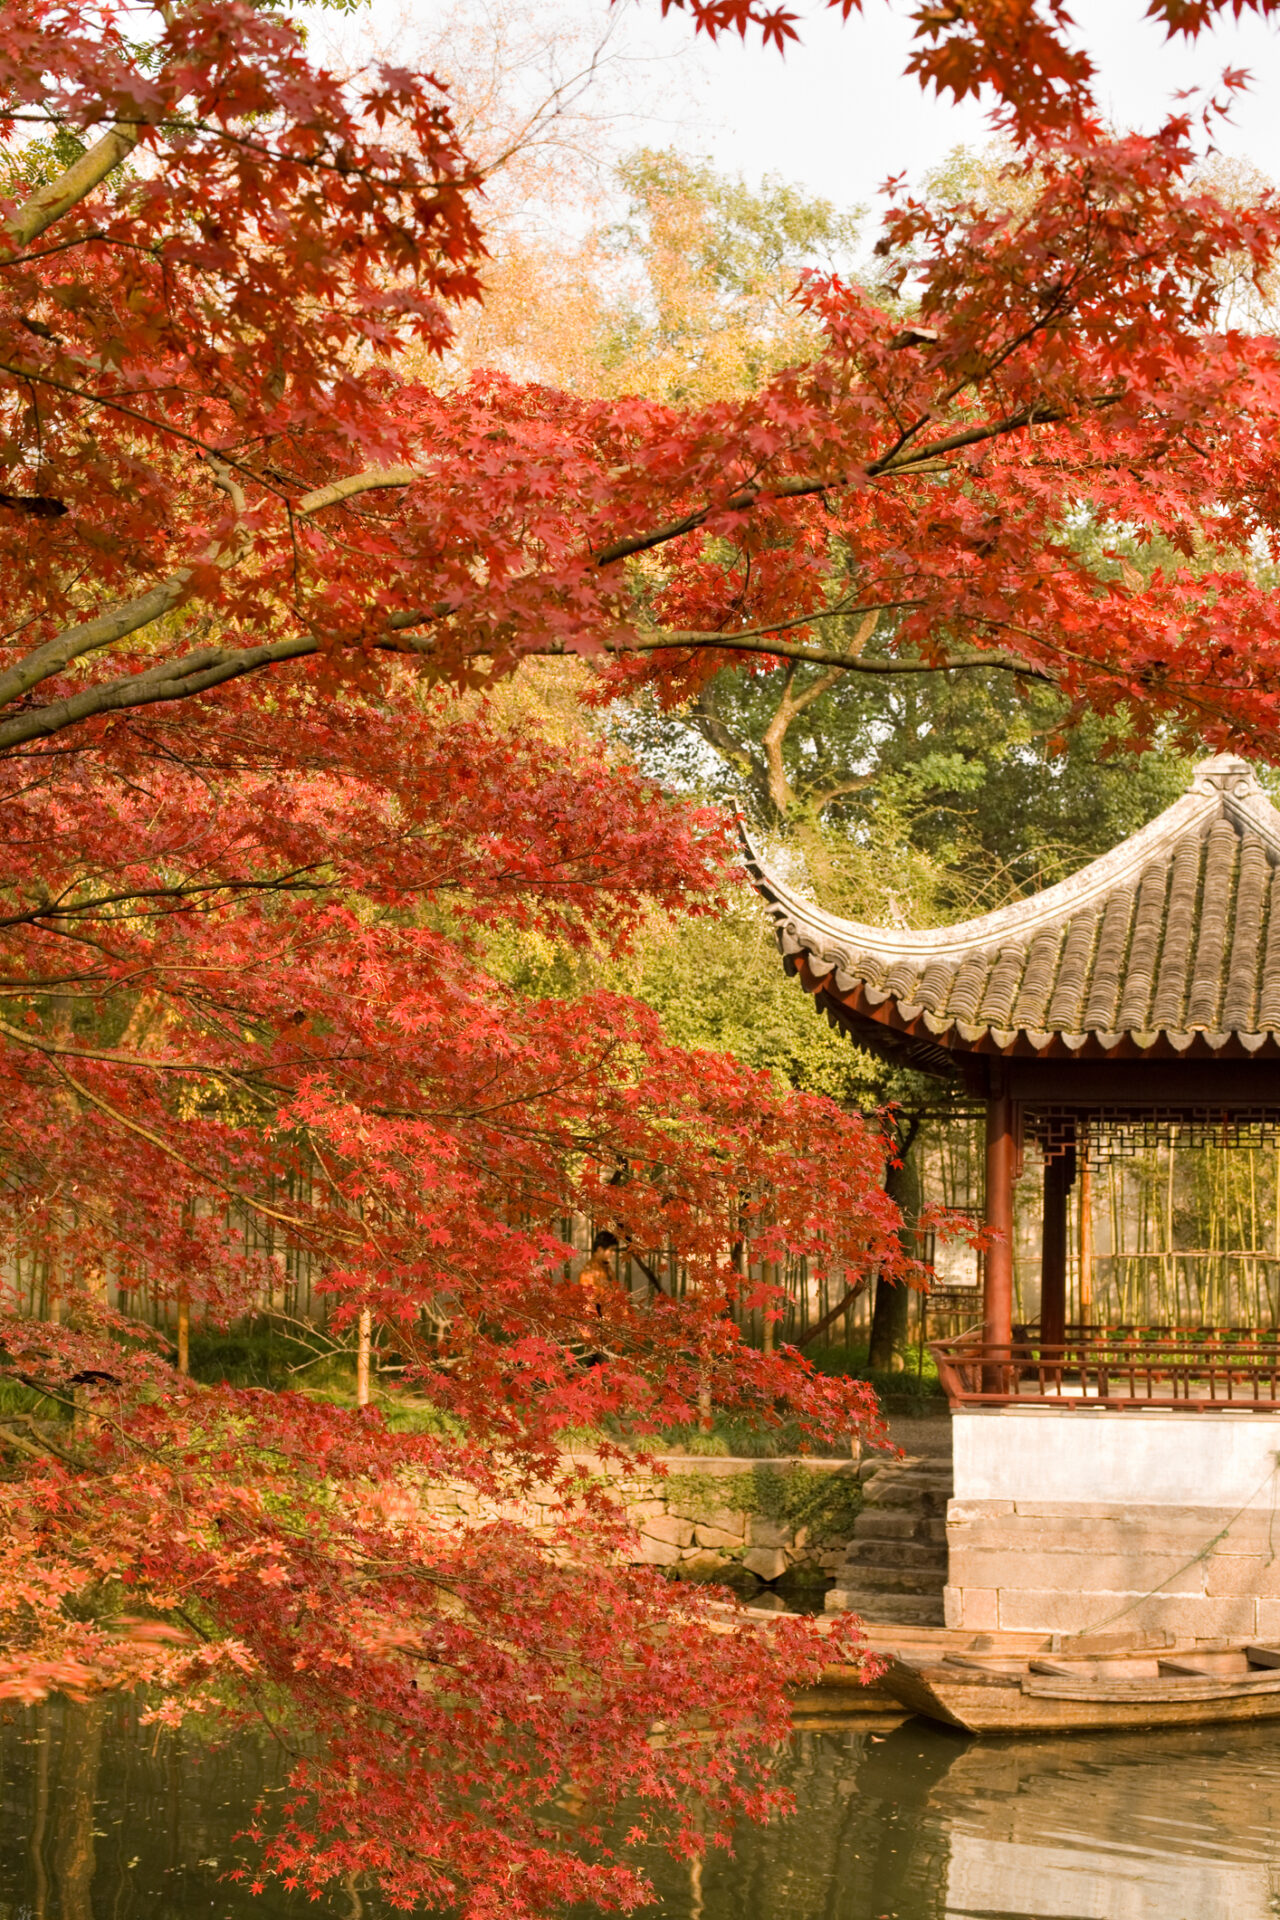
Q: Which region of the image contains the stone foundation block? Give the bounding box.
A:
[640,1515,694,1548]
[949,1509,1254,1558]
[947,1501,1014,1522]
[996,1587,1259,1638]
[742,1546,788,1583]
[1205,1555,1280,1599]
[1253,1598,1280,1641]
[694,1523,744,1550]
[944,1584,997,1631]
[748,1518,788,1549]
[948,1547,1208,1597]
[636,1535,683,1568]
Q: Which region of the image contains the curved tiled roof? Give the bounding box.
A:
[744,756,1280,1072]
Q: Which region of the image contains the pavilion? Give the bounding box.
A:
[747,754,1280,1637]
[745,753,1280,1365]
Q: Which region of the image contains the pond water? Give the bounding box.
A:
[6,1700,1280,1920]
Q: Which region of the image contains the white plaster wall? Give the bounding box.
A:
[954,1409,1280,1509]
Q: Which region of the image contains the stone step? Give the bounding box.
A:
[835,1563,948,1596]
[852,1509,924,1541]
[852,1509,948,1542]
[825,1586,946,1627]
[866,1466,953,1490]
[841,1540,948,1572]
[836,1455,952,1625]
[863,1484,952,1513]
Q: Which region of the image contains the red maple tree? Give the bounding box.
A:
[5,1,1280,1913]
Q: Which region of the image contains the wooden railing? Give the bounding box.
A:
[931,1326,1280,1410]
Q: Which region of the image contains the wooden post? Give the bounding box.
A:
[176,1288,190,1376]
[1041,1154,1069,1352]
[356,1307,372,1407]
[983,1085,1016,1352]
[1079,1148,1093,1328]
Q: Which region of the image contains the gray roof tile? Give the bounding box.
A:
[745,756,1280,1059]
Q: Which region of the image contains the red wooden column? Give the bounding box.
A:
[983,1082,1016,1352]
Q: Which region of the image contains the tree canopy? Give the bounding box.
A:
[7,0,1280,1913]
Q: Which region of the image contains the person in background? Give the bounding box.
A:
[578,1230,620,1320]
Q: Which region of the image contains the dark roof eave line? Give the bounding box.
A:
[799,956,1280,1062]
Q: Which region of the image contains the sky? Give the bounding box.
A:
[342,0,1280,219]
[652,0,1280,207]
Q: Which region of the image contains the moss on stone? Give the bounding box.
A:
[660,1464,861,1544]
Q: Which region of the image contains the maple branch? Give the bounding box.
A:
[0,360,286,498]
[5,122,143,248]
[0,619,1053,750]
[0,869,326,932]
[592,392,1126,567]
[0,1015,227,1072]
[0,585,187,712]
[594,630,1053,679]
[0,462,249,711]
[297,468,427,514]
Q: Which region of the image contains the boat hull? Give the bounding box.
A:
[881,1657,1280,1734]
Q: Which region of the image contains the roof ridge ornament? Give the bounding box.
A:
[1192,753,1261,799]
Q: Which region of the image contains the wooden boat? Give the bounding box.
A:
[719,1608,1057,1722]
[878,1633,1280,1733]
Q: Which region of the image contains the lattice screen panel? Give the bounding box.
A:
[1025,1106,1280,1165]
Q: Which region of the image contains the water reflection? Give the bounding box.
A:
[6,1701,1280,1919]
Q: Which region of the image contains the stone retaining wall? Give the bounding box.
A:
[615,1456,862,1586]
[946,1498,1280,1638]
[946,1408,1280,1638]
[419,1453,862,1590]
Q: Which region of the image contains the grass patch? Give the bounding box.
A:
[0,1377,62,1418]
[803,1340,947,1404]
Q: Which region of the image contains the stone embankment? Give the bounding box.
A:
[421,1452,865,1591]
[622,1455,863,1587]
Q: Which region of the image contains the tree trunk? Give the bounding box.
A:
[867,1134,921,1371]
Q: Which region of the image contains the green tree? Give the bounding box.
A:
[597,148,861,402]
